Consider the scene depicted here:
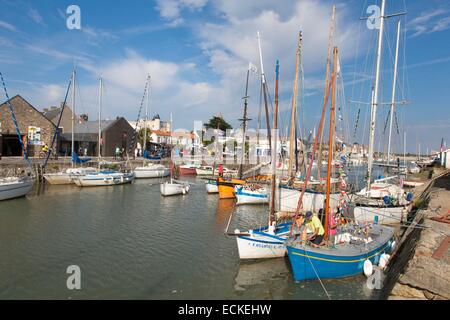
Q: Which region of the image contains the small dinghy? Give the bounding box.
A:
[160,179,190,196]
[235,184,268,205]
[205,179,218,193]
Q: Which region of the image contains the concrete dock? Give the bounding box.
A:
[380,169,450,300]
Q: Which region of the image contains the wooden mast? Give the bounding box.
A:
[239,67,252,179]
[257,31,272,158]
[269,60,280,227]
[292,62,335,225]
[317,5,336,183]
[143,74,150,157]
[288,32,302,180]
[325,47,338,241]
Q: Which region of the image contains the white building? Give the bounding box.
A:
[440,148,450,169]
[128,114,171,133]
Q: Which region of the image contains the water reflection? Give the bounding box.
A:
[234,258,290,291]
[215,199,235,228]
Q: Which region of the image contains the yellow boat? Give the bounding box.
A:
[217,177,245,199]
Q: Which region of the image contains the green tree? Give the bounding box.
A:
[205,116,232,131]
[138,128,152,149]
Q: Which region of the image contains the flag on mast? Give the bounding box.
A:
[248,62,258,73]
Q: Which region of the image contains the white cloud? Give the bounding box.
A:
[0,20,17,32]
[71,50,217,124]
[408,8,450,37]
[28,8,46,26]
[195,0,359,122]
[155,0,208,20]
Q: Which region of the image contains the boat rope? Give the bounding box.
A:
[43,73,72,169]
[352,108,361,141]
[0,72,33,170]
[128,75,150,156]
[348,203,450,237]
[305,252,332,300]
[224,200,238,236]
[394,110,400,135]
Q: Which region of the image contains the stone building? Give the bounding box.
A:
[42,104,75,134]
[60,117,135,157]
[0,95,56,157]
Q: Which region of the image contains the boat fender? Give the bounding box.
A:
[363,259,373,277]
[379,253,390,269]
[182,188,186,195]
[390,241,396,253]
[234,229,240,234]
[406,192,413,202]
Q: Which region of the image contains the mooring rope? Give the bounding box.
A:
[305,251,332,300]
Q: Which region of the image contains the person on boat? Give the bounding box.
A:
[41,143,49,153]
[115,147,120,159]
[218,164,224,177]
[304,211,325,248]
[328,208,339,246]
[293,215,305,240]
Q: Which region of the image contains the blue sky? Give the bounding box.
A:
[0,0,449,153]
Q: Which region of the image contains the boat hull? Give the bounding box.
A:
[43,168,97,185]
[235,186,268,205]
[350,204,409,225]
[43,173,73,185]
[278,187,340,212]
[0,177,34,201]
[287,226,394,281]
[217,177,245,199]
[73,172,135,187]
[134,167,170,178]
[287,241,391,281]
[236,223,291,259]
[196,168,214,175]
[160,182,189,196]
[205,181,218,193]
[179,166,197,175]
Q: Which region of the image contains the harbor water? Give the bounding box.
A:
[0,165,385,299]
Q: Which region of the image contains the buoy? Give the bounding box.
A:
[363,259,373,277]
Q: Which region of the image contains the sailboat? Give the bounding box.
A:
[235,183,269,205]
[160,177,190,196]
[348,0,412,225]
[44,68,96,185]
[234,60,293,259]
[73,76,135,187]
[278,25,342,214]
[234,62,269,205]
[0,72,35,200]
[286,46,395,282]
[231,32,272,203]
[160,113,190,196]
[133,75,170,179]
